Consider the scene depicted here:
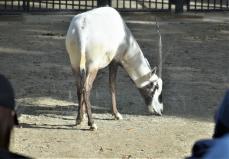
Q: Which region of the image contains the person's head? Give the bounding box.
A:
[213,90,229,138]
[0,74,18,150]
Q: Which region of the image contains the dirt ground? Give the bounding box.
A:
[0,11,229,158]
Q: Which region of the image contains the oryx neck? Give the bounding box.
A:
[121,49,153,87]
[135,73,159,88]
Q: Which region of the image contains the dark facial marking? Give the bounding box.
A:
[138,82,158,105]
[158,92,163,103]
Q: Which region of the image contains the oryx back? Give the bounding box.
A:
[66,7,127,72]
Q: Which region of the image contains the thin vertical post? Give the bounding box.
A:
[46,0,48,9]
[194,0,197,9]
[201,0,203,10]
[23,0,25,10]
[175,0,183,12]
[52,0,54,9]
[27,0,29,11]
[18,0,20,10]
[97,0,110,6]
[39,0,41,10]
[220,0,223,9]
[213,0,216,10]
[32,0,34,9]
[91,0,93,8]
[4,0,7,9]
[169,0,171,10]
[187,0,190,11]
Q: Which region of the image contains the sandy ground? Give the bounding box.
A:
[0,11,229,158]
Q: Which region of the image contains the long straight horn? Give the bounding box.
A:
[155,18,162,78]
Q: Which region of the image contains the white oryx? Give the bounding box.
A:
[66,7,163,130]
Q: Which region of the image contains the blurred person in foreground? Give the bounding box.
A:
[0,74,31,159]
[187,89,229,159]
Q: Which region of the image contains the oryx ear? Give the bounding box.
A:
[151,66,158,75]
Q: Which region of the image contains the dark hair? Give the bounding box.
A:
[0,74,18,125]
[213,120,229,138]
[0,74,15,110]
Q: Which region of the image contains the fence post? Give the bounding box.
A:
[22,0,29,11]
[186,0,190,11]
[26,0,29,11]
[168,0,172,11]
[175,0,184,13]
[97,0,111,7]
[23,0,26,11]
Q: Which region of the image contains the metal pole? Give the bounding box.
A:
[97,0,111,7]
[175,0,183,13]
[26,0,29,11]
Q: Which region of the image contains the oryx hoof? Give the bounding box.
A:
[75,118,83,126]
[114,112,123,120]
[90,123,98,131]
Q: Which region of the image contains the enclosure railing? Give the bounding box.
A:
[0,0,171,12]
[186,0,229,11]
[0,0,228,12]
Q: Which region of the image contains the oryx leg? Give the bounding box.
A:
[83,69,98,130]
[72,68,86,125]
[76,82,86,125]
[109,61,123,120]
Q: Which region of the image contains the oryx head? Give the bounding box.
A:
[138,19,163,115]
[138,67,163,115]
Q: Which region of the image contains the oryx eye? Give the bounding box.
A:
[149,82,154,87]
[150,83,159,95]
[150,84,155,94]
[155,83,159,90]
